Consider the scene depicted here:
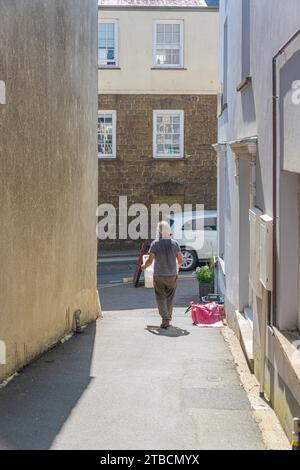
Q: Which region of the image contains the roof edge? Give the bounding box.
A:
[99,5,219,11]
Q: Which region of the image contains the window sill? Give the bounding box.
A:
[98,66,121,70]
[151,67,187,70]
[98,156,117,160]
[273,328,300,383]
[153,156,185,161]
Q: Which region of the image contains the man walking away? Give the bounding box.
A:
[142,221,183,329]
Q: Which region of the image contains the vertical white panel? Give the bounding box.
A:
[0,81,6,104]
[259,215,273,291]
[249,207,263,298]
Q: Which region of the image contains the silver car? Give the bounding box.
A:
[168,211,218,271]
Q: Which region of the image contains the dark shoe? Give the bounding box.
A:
[160,320,170,329]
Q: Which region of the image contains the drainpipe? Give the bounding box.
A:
[272,28,300,327]
[272,56,278,327]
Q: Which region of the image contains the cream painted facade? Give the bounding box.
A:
[98,8,219,94]
[98,3,219,250]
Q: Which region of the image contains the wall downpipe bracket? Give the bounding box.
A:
[74,309,83,334]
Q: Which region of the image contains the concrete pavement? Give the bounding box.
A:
[0,277,266,450]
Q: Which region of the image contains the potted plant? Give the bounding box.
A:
[195,258,215,300]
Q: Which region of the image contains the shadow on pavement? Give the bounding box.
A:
[146,325,190,337]
[0,322,96,450]
[0,280,198,449]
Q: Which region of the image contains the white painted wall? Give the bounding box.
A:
[98,8,219,94]
[218,0,300,331]
[217,0,300,437]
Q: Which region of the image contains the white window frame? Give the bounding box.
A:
[153,110,184,159]
[153,20,184,69]
[98,110,117,159]
[98,19,119,68]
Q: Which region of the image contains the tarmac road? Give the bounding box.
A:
[97,258,137,286]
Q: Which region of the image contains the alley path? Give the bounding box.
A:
[0,278,265,450]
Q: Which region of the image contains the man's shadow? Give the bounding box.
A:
[146,325,190,337]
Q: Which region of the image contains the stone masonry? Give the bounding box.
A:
[98,94,217,249]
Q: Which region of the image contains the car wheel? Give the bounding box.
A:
[180,249,198,272]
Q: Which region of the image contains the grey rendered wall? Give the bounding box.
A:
[218,0,300,440]
[0,0,101,381]
[218,0,300,326]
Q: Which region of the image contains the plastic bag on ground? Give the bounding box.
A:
[191,301,224,326]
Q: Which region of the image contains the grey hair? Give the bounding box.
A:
[157,221,171,238]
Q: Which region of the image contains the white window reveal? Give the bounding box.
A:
[153,20,183,68]
[98,20,118,67]
[153,110,184,159]
[98,111,116,158]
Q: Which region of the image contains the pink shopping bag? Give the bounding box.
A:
[191,301,224,326]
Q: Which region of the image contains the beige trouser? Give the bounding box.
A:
[153,275,178,321]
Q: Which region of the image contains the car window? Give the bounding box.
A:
[182,217,217,231]
[183,218,204,231]
[204,217,217,231]
[192,219,201,231]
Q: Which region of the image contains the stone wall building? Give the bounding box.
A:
[216,0,300,443]
[98,0,219,249]
[0,0,101,382]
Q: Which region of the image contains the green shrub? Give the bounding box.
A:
[195,262,214,284]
